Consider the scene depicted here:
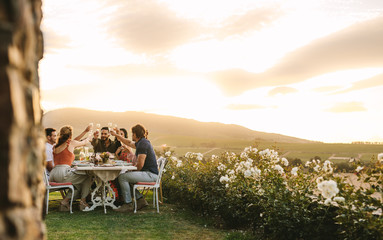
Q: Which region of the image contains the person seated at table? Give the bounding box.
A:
[110,128,136,206]
[111,124,158,212]
[45,127,57,179]
[91,126,119,153]
[50,125,93,211]
[115,128,135,163]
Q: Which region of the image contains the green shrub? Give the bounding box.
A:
[161,148,383,239]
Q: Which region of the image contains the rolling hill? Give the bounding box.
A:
[42,108,313,147]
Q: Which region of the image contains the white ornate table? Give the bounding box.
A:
[75,165,137,213]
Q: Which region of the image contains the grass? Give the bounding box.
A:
[45,192,231,240]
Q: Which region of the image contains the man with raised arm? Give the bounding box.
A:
[91,126,119,153]
[111,124,158,212]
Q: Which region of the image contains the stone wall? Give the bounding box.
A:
[0,0,45,239]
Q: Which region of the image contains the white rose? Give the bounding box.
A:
[318,180,339,199]
[281,158,289,166]
[356,166,364,172]
[244,170,251,178]
[333,196,345,203]
[291,167,298,176]
[273,164,284,174]
[176,160,183,168]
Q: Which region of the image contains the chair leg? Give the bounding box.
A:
[159,181,163,204]
[153,189,155,207]
[133,186,137,213]
[69,187,74,214]
[46,190,49,214]
[156,188,159,213]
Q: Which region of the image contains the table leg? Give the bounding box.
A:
[103,181,118,210]
[102,181,106,214]
[86,177,103,211]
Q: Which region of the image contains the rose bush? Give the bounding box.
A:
[160,147,383,239]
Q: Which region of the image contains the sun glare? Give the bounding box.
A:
[40,0,383,143]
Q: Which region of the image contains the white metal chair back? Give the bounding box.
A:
[155,157,167,186]
[133,157,167,213]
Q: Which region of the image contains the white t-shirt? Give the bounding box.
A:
[45,142,55,171]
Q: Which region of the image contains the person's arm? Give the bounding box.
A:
[74,125,92,141]
[115,145,124,156]
[110,131,136,149]
[135,154,146,171]
[68,136,91,152]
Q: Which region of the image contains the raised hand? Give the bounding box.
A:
[93,130,99,139]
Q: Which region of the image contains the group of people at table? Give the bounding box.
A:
[45,123,158,212]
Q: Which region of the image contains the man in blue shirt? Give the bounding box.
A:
[111,124,158,212]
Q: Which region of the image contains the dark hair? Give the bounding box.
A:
[120,128,128,138]
[131,124,148,139]
[56,125,73,148]
[45,128,56,137]
[101,127,109,131]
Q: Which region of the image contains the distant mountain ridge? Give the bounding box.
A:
[42,108,313,145]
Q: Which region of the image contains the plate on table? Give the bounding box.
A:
[101,164,113,167]
[76,164,92,167]
[73,160,89,164]
[115,162,133,166]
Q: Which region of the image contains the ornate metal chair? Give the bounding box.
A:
[133,157,167,213]
[44,170,74,214]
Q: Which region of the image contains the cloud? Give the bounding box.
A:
[105,1,282,55]
[325,102,367,113]
[268,87,298,96]
[211,15,383,96]
[106,0,200,54]
[226,104,267,110]
[216,7,281,38]
[332,73,383,94]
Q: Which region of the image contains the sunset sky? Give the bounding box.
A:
[39,0,383,143]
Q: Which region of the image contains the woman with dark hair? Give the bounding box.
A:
[115,128,135,163]
[111,124,158,212]
[111,128,135,206]
[50,125,93,211]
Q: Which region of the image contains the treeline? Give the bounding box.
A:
[352,141,383,145]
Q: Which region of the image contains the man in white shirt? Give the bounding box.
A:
[45,128,57,177]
